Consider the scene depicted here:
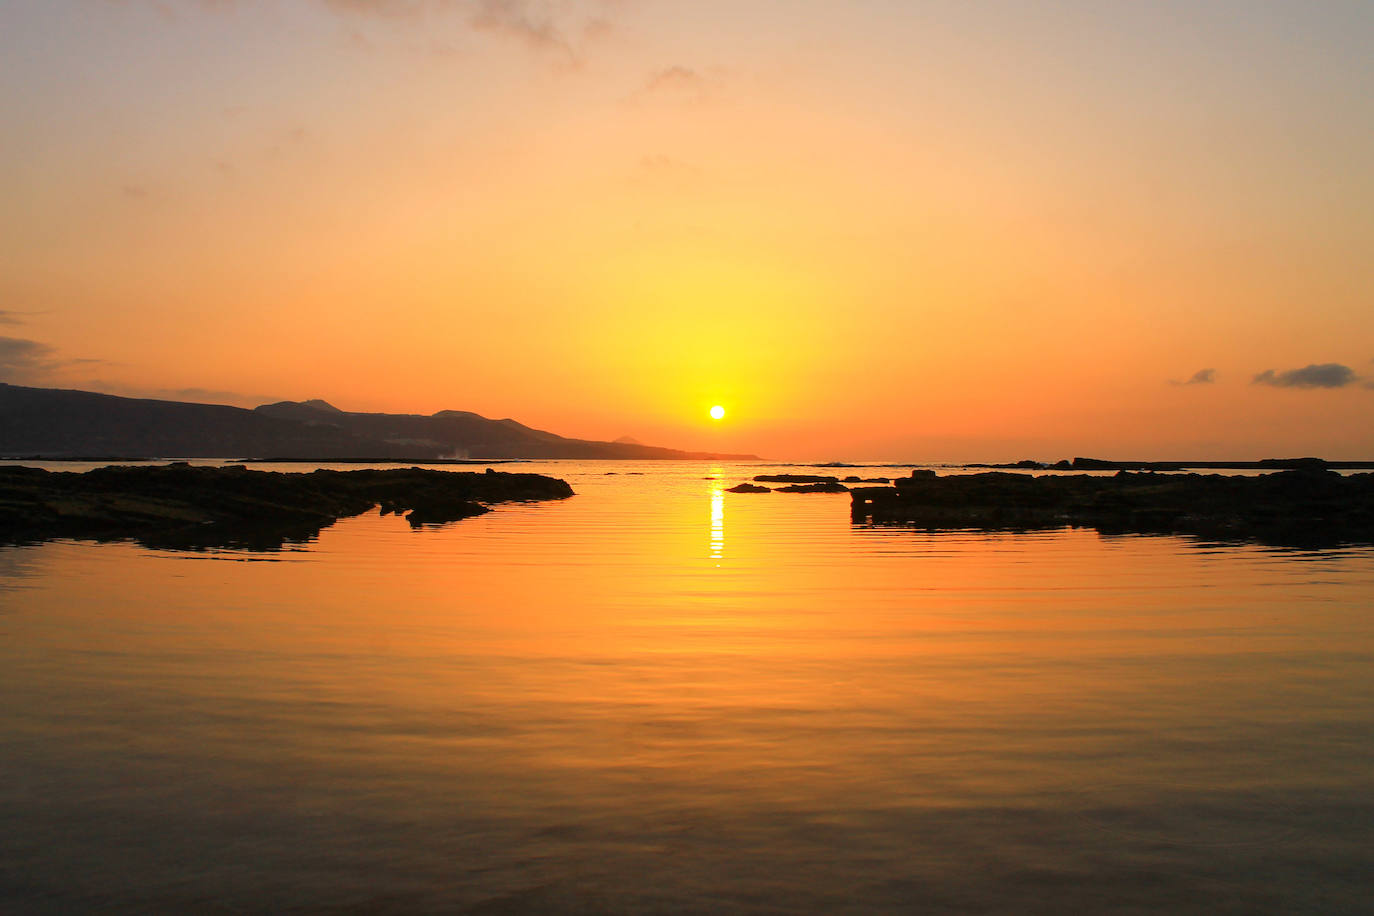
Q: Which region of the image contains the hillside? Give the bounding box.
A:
[0,385,758,461]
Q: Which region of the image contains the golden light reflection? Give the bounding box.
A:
[710,487,725,561]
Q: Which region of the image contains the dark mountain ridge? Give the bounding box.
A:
[0,384,759,461]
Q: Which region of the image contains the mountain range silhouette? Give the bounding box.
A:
[0,384,758,461]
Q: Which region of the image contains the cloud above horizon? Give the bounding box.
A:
[320,0,602,61]
[1252,363,1359,389]
[1172,368,1215,386]
[321,0,419,14]
[67,380,283,407]
[631,65,720,105]
[0,336,58,381]
[644,66,703,93]
[104,0,607,60]
[468,0,573,57]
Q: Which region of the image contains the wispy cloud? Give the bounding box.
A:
[644,65,703,93]
[0,311,29,326]
[320,0,421,16]
[315,0,603,63]
[156,386,278,405]
[626,65,722,107]
[1170,367,1215,386]
[0,333,106,385]
[106,0,613,61]
[649,65,716,99]
[98,0,242,22]
[57,378,281,407]
[0,336,59,381]
[468,0,574,61]
[1252,363,1359,389]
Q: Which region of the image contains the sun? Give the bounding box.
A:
[709,405,725,420]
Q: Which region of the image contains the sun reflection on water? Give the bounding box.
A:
[709,487,725,561]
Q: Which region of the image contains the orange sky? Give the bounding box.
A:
[2,1,1372,460]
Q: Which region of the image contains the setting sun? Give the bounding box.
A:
[710,406,726,421]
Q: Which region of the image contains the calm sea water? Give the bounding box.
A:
[2,461,1373,914]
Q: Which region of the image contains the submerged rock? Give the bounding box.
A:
[726,483,772,493]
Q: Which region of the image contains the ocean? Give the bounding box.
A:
[2,460,1372,913]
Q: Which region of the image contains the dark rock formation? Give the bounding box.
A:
[961,456,1374,472]
[0,463,574,550]
[842,476,892,483]
[726,483,772,493]
[778,482,850,493]
[754,474,839,484]
[1066,457,1187,472]
[964,459,1047,470]
[852,468,1374,548]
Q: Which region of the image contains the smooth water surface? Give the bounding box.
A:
[3,462,1373,913]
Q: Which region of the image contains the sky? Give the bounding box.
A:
[1,0,1371,461]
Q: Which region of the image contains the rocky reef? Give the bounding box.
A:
[851,468,1374,548]
[963,456,1374,472]
[777,482,850,493]
[740,474,855,493]
[0,463,574,550]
